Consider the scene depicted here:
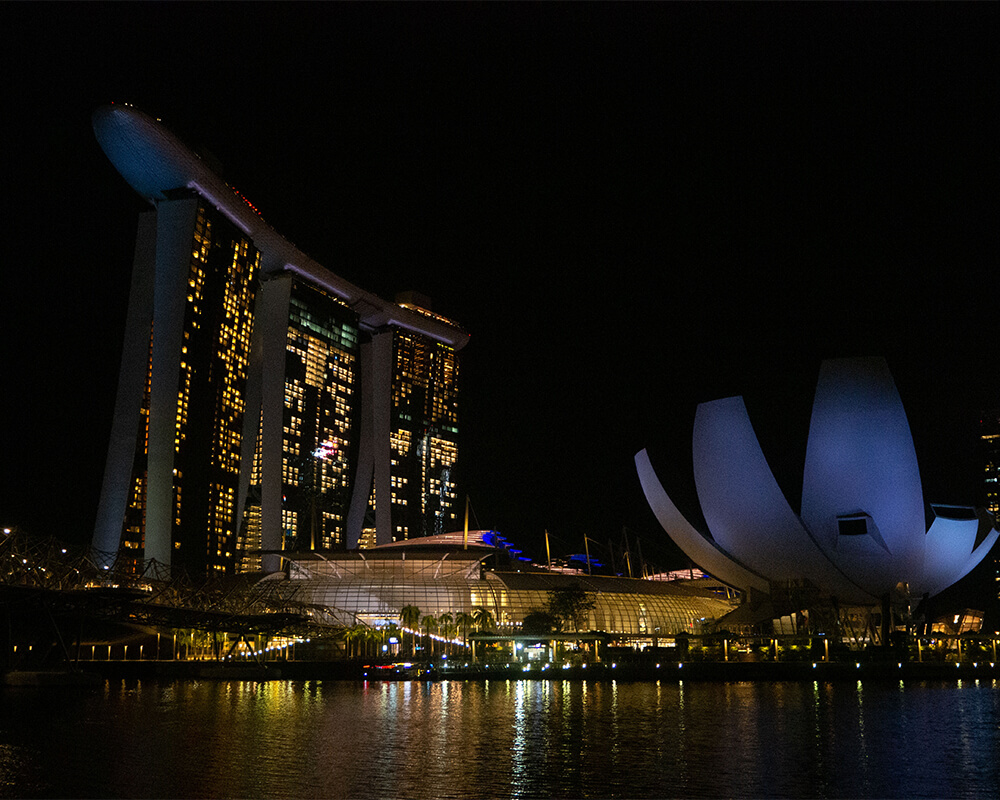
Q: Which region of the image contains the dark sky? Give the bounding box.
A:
[3,4,997,574]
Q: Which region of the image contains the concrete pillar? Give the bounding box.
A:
[145,199,200,568]
[259,275,292,572]
[92,211,157,566]
[346,330,394,547]
[371,331,393,545]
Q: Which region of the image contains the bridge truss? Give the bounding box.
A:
[0,529,345,667]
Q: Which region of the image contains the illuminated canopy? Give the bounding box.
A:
[271,531,738,634]
[637,357,998,602]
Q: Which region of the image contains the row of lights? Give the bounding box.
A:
[228,637,311,659]
[512,660,1000,671]
[398,625,467,647]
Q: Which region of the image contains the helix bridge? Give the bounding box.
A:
[0,528,341,668]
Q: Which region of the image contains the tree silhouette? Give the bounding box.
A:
[438,612,454,655]
[399,605,421,657]
[522,610,559,637]
[342,624,368,659]
[455,611,475,652]
[421,614,438,657]
[547,583,595,632]
[472,605,495,633]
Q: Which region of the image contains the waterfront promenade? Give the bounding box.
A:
[13,654,997,685]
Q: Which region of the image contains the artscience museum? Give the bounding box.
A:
[637,358,998,612]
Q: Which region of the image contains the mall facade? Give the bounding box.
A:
[269,531,738,637]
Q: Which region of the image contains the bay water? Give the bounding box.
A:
[2,677,997,798]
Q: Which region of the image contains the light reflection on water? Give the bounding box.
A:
[1,678,998,799]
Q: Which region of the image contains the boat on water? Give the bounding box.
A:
[362,662,429,679]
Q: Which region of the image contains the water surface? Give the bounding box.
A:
[1,678,997,798]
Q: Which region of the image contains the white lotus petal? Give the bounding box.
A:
[801,357,925,593]
[635,449,769,593]
[639,358,996,603]
[920,512,979,597]
[692,397,871,602]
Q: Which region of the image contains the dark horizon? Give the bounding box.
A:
[3,5,997,586]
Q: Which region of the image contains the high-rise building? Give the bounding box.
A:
[379,294,462,545]
[96,195,259,578]
[345,295,465,551]
[982,409,999,522]
[236,275,361,572]
[981,409,1000,604]
[91,104,468,578]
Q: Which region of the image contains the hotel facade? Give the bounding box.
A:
[91,105,468,578]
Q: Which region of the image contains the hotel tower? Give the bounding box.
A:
[91,105,469,578]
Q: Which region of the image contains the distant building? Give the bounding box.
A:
[91,105,468,578]
[981,409,1000,604]
[982,409,999,523]
[929,609,985,636]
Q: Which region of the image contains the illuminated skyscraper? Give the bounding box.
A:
[92,104,468,577]
[236,275,361,572]
[359,293,462,546]
[95,196,259,577]
[982,409,999,523]
[981,409,1000,603]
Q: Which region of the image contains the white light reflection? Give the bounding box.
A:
[510,680,533,796]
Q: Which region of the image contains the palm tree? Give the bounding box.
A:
[364,626,382,660]
[400,605,421,657]
[472,605,495,633]
[455,611,475,653]
[438,612,454,656]
[421,614,438,658]
[342,624,366,659]
[470,607,496,663]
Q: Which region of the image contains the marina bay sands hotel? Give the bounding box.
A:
[91,104,470,577]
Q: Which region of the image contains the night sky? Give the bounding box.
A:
[3,4,997,579]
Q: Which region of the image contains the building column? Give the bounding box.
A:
[346,329,393,547]
[236,290,264,566]
[144,198,200,569]
[372,331,393,545]
[259,275,292,572]
[237,273,292,573]
[92,211,157,567]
